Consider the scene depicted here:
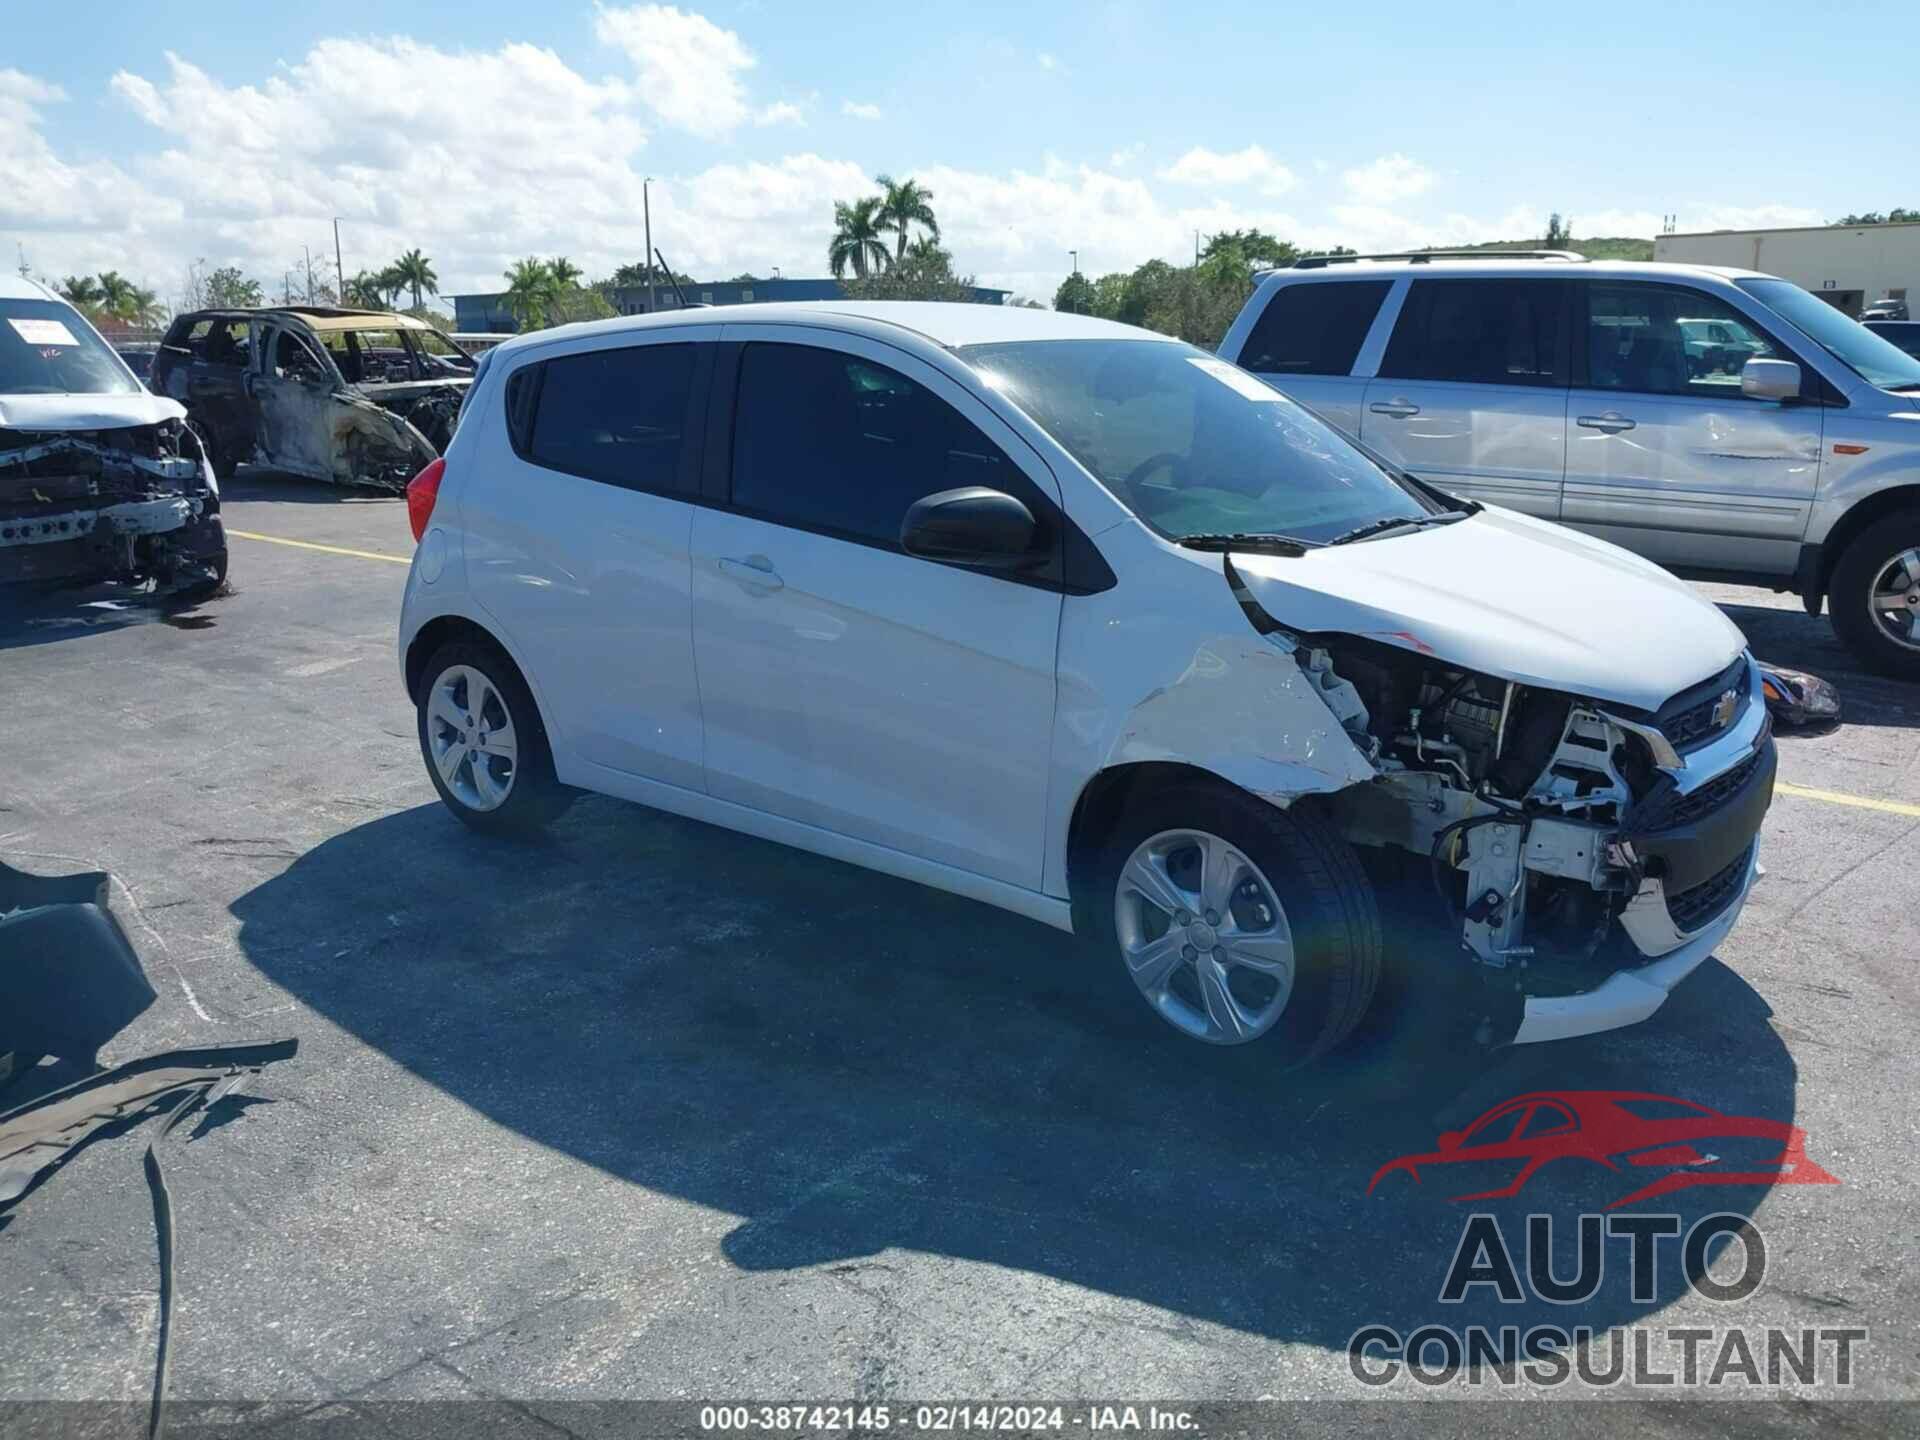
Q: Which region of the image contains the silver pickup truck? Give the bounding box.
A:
[1218,252,1920,676]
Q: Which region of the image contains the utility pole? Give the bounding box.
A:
[1194,229,1200,265]
[333,219,345,302]
[1069,249,1078,276]
[303,245,315,303]
[643,177,656,313]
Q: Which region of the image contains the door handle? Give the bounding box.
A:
[717,555,784,594]
[1577,413,1637,434]
[1369,399,1420,418]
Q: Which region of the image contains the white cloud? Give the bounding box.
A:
[1341,153,1435,205]
[593,3,755,138]
[1037,52,1059,70]
[1159,144,1297,197]
[841,100,882,121]
[1108,142,1144,169]
[754,100,804,127]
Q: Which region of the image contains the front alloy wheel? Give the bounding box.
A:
[1869,546,1920,652]
[1114,828,1297,1045]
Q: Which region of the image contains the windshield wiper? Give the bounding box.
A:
[1175,531,1320,556]
[1327,511,1470,547]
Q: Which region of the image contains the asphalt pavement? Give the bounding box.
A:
[1,474,1915,1435]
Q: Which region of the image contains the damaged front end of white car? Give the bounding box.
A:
[1226,508,1776,1047]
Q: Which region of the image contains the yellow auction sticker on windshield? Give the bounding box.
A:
[1187,355,1282,400]
[9,318,80,346]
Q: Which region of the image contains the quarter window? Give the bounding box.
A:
[1584,283,1781,398]
[1380,279,1569,387]
[510,342,697,493]
[730,342,1040,550]
[1238,280,1391,376]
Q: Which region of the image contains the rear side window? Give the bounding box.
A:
[1380,279,1569,387]
[730,342,1041,550]
[507,343,696,493]
[1238,280,1390,376]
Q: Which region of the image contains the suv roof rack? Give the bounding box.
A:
[1285,249,1589,270]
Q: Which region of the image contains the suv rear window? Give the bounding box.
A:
[1238,280,1390,376]
[1379,279,1569,388]
[506,343,696,493]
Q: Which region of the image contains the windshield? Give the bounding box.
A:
[0,298,141,397]
[960,338,1428,544]
[1739,279,1920,392]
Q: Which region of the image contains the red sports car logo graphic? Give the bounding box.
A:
[1367,1091,1839,1209]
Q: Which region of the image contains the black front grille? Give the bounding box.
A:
[1666,750,1764,828]
[1666,843,1754,933]
[1657,657,1751,753]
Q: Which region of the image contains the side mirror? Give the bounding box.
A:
[1437,1131,1464,1153]
[1741,358,1802,401]
[900,486,1041,570]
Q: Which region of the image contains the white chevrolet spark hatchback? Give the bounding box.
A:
[399,303,1774,1064]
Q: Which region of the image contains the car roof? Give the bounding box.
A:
[492,301,1161,360]
[173,305,441,334]
[1260,258,1769,285]
[0,273,61,303]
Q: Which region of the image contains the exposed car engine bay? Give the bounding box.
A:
[0,418,227,594]
[1227,562,1776,1000]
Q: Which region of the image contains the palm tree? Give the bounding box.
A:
[125,283,166,328]
[502,257,555,330]
[59,275,103,310]
[875,175,938,263]
[375,264,409,309]
[547,256,584,290]
[391,248,439,310]
[95,271,138,319]
[828,196,891,280]
[345,270,386,308]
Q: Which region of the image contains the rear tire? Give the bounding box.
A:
[1829,511,1920,679]
[416,640,572,833]
[1086,781,1382,1068]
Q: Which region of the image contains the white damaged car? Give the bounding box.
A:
[398,303,1773,1063]
[1,275,226,597]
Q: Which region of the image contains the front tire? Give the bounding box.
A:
[1090,782,1382,1067]
[416,640,571,833]
[1829,512,1920,678]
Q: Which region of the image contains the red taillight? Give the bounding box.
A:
[406,457,446,543]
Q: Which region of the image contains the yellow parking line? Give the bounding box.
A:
[227,529,412,566]
[1774,781,1920,820]
[220,527,1920,823]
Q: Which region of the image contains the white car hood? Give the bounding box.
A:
[1231,507,1745,712]
[0,391,187,432]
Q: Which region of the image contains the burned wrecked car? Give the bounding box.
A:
[151,306,473,491]
[1,277,226,597]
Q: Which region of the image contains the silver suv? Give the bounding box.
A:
[1218,252,1920,676]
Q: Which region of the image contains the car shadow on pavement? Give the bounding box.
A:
[0,582,223,652]
[222,472,402,505]
[233,795,1802,1358]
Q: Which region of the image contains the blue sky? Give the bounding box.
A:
[3,1,1905,307]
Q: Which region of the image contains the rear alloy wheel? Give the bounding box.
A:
[416,641,571,833]
[1830,512,1920,679]
[1095,784,1382,1066]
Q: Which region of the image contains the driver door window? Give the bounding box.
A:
[273,330,328,385]
[1583,284,1782,398]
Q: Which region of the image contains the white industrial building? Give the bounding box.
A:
[1653,221,1920,318]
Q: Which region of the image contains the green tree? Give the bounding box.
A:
[828,196,891,279]
[502,257,556,329]
[391,248,439,310]
[1201,228,1299,271]
[546,255,583,290]
[1545,213,1571,246]
[875,174,939,264]
[59,275,103,310]
[202,266,264,309]
[842,242,978,303]
[1837,209,1918,226]
[1053,271,1096,314]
